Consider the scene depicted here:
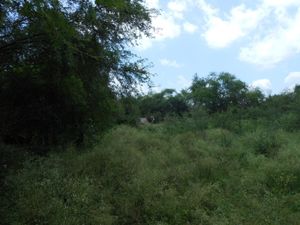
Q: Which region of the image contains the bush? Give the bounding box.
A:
[189,108,209,131]
[278,113,300,131]
[246,129,285,157]
[205,128,234,148]
[209,110,242,133]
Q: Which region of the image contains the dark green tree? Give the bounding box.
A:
[138,89,189,121]
[116,95,141,125]
[190,72,264,113]
[0,0,152,146]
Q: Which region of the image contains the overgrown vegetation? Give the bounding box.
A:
[2,124,300,225]
[1,0,300,224]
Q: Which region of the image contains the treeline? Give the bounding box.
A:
[123,72,264,122]
[120,72,300,133]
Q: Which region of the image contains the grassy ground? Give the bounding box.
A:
[1,124,300,225]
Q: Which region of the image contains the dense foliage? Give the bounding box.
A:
[190,73,264,113]
[138,89,189,122]
[0,0,152,146]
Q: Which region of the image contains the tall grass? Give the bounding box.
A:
[1,125,300,224]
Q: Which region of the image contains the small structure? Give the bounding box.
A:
[139,116,155,125]
[139,117,149,124]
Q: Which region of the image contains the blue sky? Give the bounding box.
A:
[133,0,300,94]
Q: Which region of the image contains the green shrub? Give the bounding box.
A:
[278,113,300,131]
[189,108,209,131]
[205,128,234,148]
[246,129,285,157]
[209,111,242,133]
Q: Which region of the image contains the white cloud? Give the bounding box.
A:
[140,0,300,67]
[153,14,181,41]
[239,33,290,67]
[195,0,218,17]
[183,22,198,33]
[137,0,199,50]
[136,0,199,50]
[177,75,192,89]
[144,0,160,9]
[284,72,300,89]
[251,79,272,94]
[136,35,154,51]
[168,1,187,12]
[167,0,187,19]
[263,0,300,8]
[202,17,242,48]
[239,8,300,66]
[151,86,162,93]
[193,0,300,66]
[200,4,266,48]
[160,58,183,68]
[136,13,181,50]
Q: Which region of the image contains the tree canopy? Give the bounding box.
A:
[138,89,189,122]
[190,73,264,113]
[0,0,153,146]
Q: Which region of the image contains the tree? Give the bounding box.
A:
[0,0,152,146]
[138,89,189,121]
[116,95,141,125]
[190,72,264,113]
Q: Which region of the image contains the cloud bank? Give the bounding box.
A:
[139,0,300,67]
[198,0,300,66]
